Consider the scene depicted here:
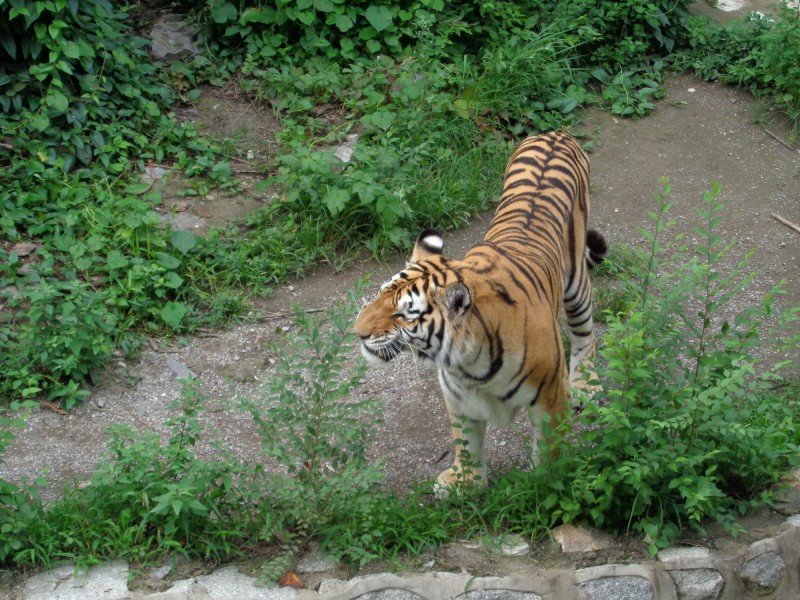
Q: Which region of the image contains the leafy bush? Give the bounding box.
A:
[24,378,261,568]
[524,181,800,553]
[0,0,242,406]
[200,0,692,67]
[240,293,386,575]
[0,404,47,565]
[674,6,800,121]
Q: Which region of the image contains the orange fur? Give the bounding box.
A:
[354,132,607,494]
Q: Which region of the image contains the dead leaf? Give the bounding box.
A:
[278,572,303,590]
[41,402,66,415]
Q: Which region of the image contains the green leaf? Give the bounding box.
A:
[170,230,197,255]
[334,13,354,31]
[161,302,188,328]
[155,252,181,270]
[30,114,50,132]
[323,188,349,216]
[314,0,335,12]
[46,90,69,114]
[61,40,81,59]
[90,131,105,149]
[106,250,128,271]
[163,272,184,289]
[211,2,237,23]
[0,33,16,60]
[363,110,395,130]
[296,10,315,25]
[364,5,393,31]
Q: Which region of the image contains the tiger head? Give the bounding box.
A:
[354,229,473,366]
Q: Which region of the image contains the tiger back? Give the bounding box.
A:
[354,131,607,493]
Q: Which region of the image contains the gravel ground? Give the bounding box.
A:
[1,72,799,506]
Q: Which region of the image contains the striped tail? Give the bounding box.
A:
[585,229,608,269]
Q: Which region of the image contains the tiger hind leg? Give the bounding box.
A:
[563,272,602,408]
[563,230,607,408]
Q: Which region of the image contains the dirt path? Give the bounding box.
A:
[1,73,798,506]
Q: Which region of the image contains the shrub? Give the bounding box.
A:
[675,5,800,122]
[240,292,386,576]
[532,180,800,553]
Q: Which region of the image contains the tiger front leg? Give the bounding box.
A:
[434,406,487,499]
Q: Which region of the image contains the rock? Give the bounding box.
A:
[668,569,724,600]
[552,524,614,553]
[579,576,654,600]
[142,164,167,183]
[148,15,202,61]
[10,242,39,257]
[22,561,129,600]
[162,211,208,232]
[658,547,713,569]
[496,534,531,557]
[296,547,339,574]
[457,591,543,599]
[333,134,360,163]
[740,551,785,594]
[165,354,196,380]
[355,592,425,599]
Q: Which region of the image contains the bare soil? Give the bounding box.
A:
[1,69,799,585]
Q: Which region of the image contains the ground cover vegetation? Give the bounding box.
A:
[0,0,798,579]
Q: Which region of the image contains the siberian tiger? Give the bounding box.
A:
[354,131,607,494]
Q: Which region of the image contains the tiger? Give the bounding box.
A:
[354,131,607,495]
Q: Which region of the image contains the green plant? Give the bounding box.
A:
[25,377,262,568]
[0,403,48,566]
[592,64,665,117]
[673,6,800,127]
[532,180,800,553]
[240,291,385,574]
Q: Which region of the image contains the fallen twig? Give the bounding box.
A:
[771,213,800,236]
[765,129,797,152]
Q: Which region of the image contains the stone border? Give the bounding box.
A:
[299,514,800,600]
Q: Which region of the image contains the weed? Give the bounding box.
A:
[674,6,800,130]
[240,290,385,574]
[530,180,800,553]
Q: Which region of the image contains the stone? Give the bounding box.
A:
[579,576,654,600]
[552,524,614,553]
[457,591,543,599]
[165,354,196,380]
[10,242,39,257]
[195,566,296,599]
[22,561,129,600]
[297,547,339,574]
[354,591,424,599]
[149,15,202,61]
[143,164,167,183]
[740,551,785,593]
[658,547,713,570]
[490,534,530,557]
[333,134,360,163]
[161,211,208,232]
[668,569,724,600]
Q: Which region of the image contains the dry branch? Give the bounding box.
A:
[771,213,800,236]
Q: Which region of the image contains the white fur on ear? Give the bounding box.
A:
[419,233,444,253]
[411,228,445,262]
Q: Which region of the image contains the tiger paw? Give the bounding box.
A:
[433,466,486,500]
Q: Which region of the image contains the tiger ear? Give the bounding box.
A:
[410,229,444,263]
[441,282,472,321]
